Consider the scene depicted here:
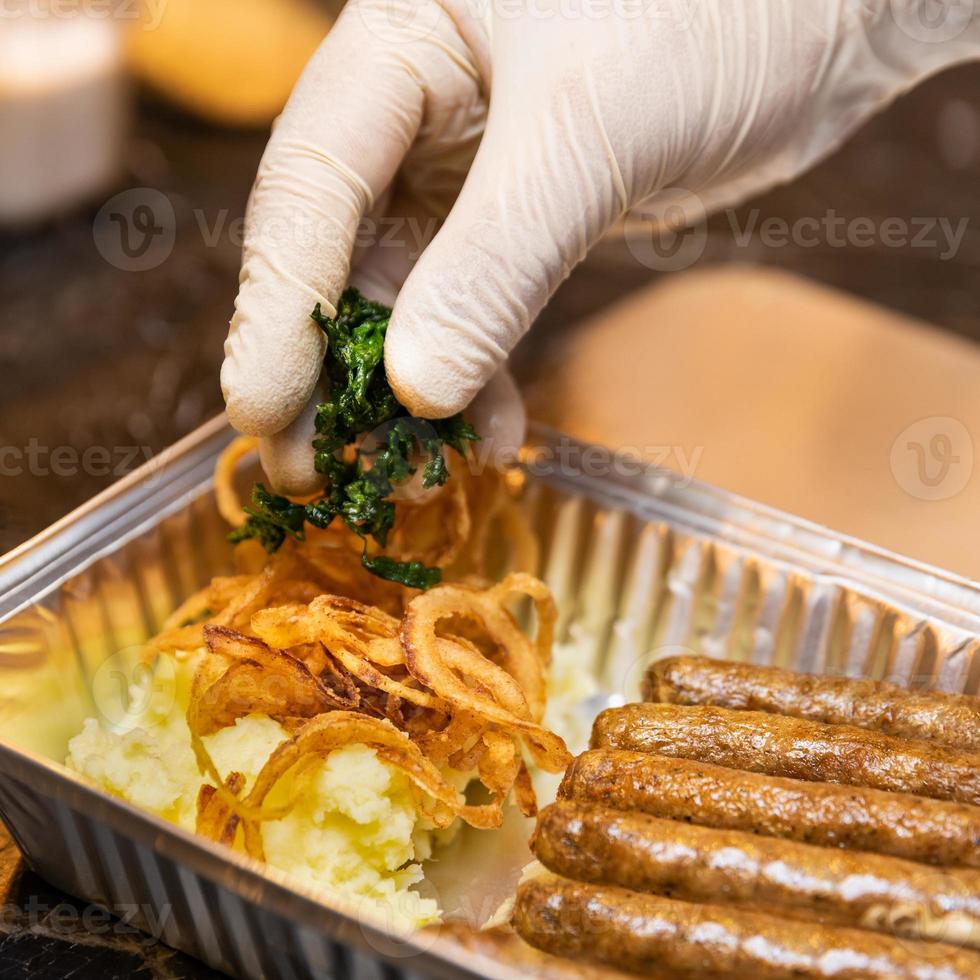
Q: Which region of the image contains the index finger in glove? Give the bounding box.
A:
[257,188,438,497]
[222,1,456,438]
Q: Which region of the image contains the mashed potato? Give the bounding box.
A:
[66,639,593,930]
[543,636,599,758]
[66,654,443,930]
[532,632,599,805]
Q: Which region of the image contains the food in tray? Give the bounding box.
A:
[66,445,574,927]
[514,655,980,978]
[64,300,584,930]
[560,750,980,867]
[439,921,640,979]
[531,801,980,948]
[59,299,980,978]
[514,877,980,980]
[646,655,980,751]
[224,289,482,590]
[592,702,980,805]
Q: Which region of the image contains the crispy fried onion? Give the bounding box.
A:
[208,437,540,624]
[233,713,511,861]
[185,574,570,856]
[214,436,259,528]
[401,577,565,767]
[196,771,245,846]
[189,626,356,739]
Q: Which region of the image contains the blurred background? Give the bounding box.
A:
[0,0,978,580]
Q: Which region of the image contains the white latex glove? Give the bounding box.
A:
[222,0,980,494]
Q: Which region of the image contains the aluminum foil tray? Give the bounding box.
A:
[0,415,977,980]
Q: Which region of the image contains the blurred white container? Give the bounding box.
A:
[0,11,128,226]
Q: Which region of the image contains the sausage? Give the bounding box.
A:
[435,923,665,980]
[590,704,980,806]
[514,877,980,980]
[645,656,980,751]
[559,750,980,868]
[531,801,980,949]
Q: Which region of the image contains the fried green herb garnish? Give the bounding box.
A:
[360,554,443,591]
[228,289,479,590]
[230,484,307,552]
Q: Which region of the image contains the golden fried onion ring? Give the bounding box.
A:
[401,577,568,772]
[196,771,245,846]
[214,436,259,528]
[179,452,568,858]
[189,626,356,740]
[235,712,500,859]
[183,570,569,848]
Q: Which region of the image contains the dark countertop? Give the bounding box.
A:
[0,64,978,979]
[0,832,224,979]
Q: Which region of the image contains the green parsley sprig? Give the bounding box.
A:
[229,289,479,590]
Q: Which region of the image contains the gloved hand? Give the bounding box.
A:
[221,0,980,494]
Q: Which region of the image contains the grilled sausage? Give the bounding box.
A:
[532,801,980,949]
[559,750,980,867]
[435,923,665,980]
[645,656,980,751]
[590,704,980,806]
[514,877,980,979]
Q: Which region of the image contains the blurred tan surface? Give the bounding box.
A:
[128,0,331,126]
[526,266,980,581]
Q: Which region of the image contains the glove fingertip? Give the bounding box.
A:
[258,440,322,498]
[384,322,477,419]
[222,278,328,437]
[253,386,326,495]
[466,367,526,466]
[221,371,311,438]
